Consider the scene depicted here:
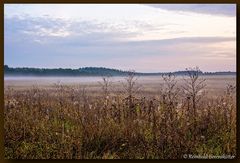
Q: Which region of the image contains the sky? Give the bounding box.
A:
[4,4,236,72]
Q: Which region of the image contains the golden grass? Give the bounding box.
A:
[4,74,236,159]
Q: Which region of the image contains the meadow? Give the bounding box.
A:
[4,72,236,159]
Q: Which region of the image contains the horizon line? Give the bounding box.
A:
[4,65,236,74]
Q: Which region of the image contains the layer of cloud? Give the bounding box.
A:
[4,5,236,72]
[5,15,235,46]
[146,4,236,17]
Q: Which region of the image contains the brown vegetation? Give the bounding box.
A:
[4,68,236,159]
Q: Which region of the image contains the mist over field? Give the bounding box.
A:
[4,75,236,93]
[4,4,236,159]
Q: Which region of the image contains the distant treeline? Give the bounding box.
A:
[4,65,236,76]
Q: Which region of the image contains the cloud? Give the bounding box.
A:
[4,15,145,44]
[125,36,235,46]
[4,13,236,72]
[146,4,236,17]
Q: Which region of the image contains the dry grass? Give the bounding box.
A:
[4,71,236,159]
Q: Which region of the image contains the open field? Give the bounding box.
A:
[4,75,236,159]
[4,75,236,94]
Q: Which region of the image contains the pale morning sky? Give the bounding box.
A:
[4,4,236,72]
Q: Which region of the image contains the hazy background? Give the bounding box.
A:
[4,4,236,72]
